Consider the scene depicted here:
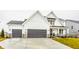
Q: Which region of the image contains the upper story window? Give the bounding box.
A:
[47,18,55,25]
[9,29,11,31]
[71,26,73,29]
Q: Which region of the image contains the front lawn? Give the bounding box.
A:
[0,38,6,42]
[54,38,79,49]
[0,46,4,49]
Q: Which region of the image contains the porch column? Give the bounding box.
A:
[57,28,59,36]
[63,29,65,35]
[65,29,67,35]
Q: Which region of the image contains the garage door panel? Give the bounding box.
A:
[27,29,47,38]
[12,29,22,38]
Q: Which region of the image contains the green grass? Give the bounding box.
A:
[0,38,6,49]
[0,38,6,42]
[0,46,4,49]
[54,38,79,49]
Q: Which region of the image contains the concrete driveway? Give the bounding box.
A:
[0,38,71,49]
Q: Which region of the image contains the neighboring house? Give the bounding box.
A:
[65,20,79,34]
[7,11,68,38]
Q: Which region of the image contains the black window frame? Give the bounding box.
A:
[59,29,63,34]
[71,26,73,29]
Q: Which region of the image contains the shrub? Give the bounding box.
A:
[1,29,5,38]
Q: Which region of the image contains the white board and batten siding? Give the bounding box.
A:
[7,11,68,38]
[23,11,50,37]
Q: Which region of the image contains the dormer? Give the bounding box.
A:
[47,11,56,25]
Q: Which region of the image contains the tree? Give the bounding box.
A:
[1,29,4,38]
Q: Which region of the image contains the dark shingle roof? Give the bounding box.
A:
[66,20,79,24]
[7,19,27,24]
[7,20,24,24]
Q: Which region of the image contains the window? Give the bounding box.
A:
[50,21,54,25]
[47,18,55,25]
[71,26,73,29]
[9,29,11,31]
[59,29,61,34]
[59,29,63,34]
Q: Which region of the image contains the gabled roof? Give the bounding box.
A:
[7,20,24,24]
[66,19,79,24]
[28,11,44,20]
[59,18,65,21]
[47,11,57,18]
[23,11,45,25]
[7,11,65,25]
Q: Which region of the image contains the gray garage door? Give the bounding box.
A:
[27,29,47,38]
[12,29,22,38]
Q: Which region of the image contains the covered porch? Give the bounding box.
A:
[50,26,68,37]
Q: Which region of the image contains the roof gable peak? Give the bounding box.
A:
[22,10,44,25]
[28,10,44,20]
[47,11,57,18]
